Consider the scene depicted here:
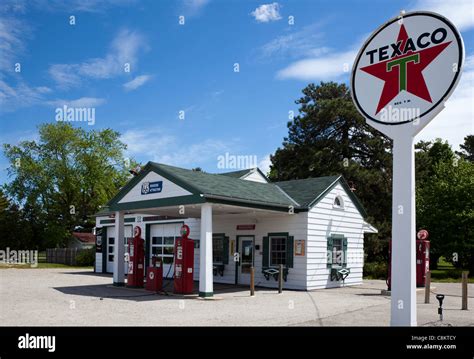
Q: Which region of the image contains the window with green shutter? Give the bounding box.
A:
[327,234,347,268]
[262,233,294,269]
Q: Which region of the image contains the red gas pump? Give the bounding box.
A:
[387,230,430,289]
[174,224,194,294]
[127,226,145,288]
[145,256,163,292]
[416,239,430,287]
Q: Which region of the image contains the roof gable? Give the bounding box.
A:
[275,175,367,217]
[219,168,269,183]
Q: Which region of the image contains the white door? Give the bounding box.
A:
[150,223,183,279]
[238,236,254,285]
[106,235,115,273]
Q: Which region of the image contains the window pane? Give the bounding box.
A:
[108,237,115,245]
[108,255,114,261]
[270,236,287,266]
[152,236,162,245]
[213,236,224,263]
[108,246,114,253]
[164,236,174,245]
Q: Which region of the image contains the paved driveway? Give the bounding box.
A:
[0,268,472,326]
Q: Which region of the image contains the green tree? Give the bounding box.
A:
[2,122,136,248]
[269,82,392,255]
[417,158,474,271]
[456,135,474,162]
[0,190,34,249]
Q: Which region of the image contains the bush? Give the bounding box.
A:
[363,261,388,279]
[75,247,95,266]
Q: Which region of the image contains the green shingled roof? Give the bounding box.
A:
[274,176,340,207]
[105,162,367,216]
[150,163,292,207]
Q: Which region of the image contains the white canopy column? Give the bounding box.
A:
[113,211,125,286]
[199,203,213,297]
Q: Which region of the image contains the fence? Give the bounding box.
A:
[46,248,82,266]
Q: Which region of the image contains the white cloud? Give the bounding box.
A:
[121,128,234,168]
[182,0,210,16]
[49,29,147,88]
[276,49,357,81]
[257,23,327,60]
[47,97,106,108]
[17,0,137,13]
[0,80,51,112]
[258,154,272,175]
[0,16,31,72]
[123,74,151,91]
[412,0,474,31]
[251,3,282,23]
[415,54,474,150]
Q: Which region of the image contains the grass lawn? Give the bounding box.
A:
[430,257,473,283]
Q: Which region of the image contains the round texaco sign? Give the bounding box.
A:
[351,11,464,125]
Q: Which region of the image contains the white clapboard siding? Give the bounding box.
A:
[189,213,308,290]
[306,182,365,290]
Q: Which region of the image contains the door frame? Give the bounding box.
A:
[235,235,255,285]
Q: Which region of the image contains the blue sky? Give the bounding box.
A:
[0,0,473,184]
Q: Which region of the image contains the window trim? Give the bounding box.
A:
[268,232,289,268]
[333,195,345,209]
[212,233,226,265]
[327,234,348,269]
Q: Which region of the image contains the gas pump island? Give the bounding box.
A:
[126,224,194,294]
[351,11,464,326]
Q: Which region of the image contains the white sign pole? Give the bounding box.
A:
[391,134,417,325]
[368,114,439,326]
[351,11,464,326]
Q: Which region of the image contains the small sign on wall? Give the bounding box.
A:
[294,240,305,256]
[141,181,163,195]
[236,224,256,230]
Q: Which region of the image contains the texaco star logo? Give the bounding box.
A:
[361,24,451,115]
[351,12,464,125]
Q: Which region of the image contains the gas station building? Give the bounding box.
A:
[94,162,377,297]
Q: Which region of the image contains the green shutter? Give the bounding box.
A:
[262,236,269,268]
[327,237,333,268]
[287,236,294,268]
[223,236,229,264]
[342,237,348,267]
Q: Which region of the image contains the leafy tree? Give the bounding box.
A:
[0,190,34,249]
[269,82,392,255]
[417,158,474,271]
[456,135,474,162]
[2,122,136,248]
